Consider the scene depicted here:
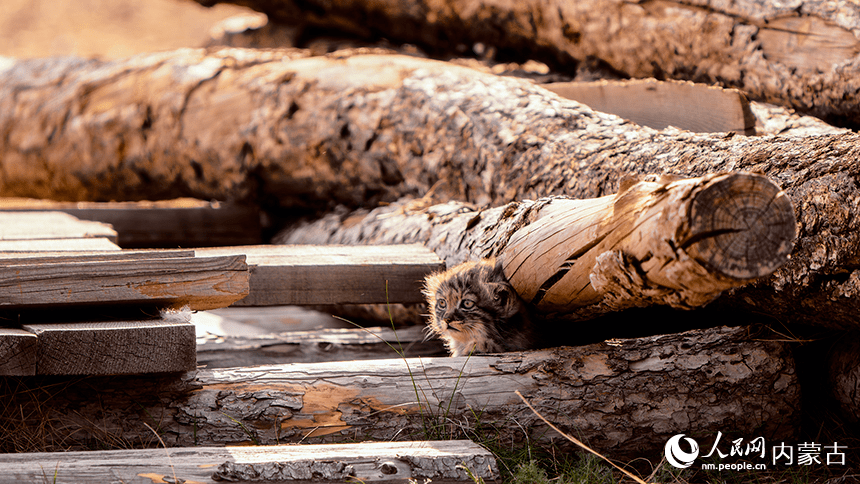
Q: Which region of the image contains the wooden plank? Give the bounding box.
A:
[22,318,196,375]
[0,237,121,252]
[0,327,37,376]
[542,78,756,135]
[0,198,262,248]
[0,255,249,311]
[0,211,117,243]
[196,244,444,306]
[0,249,195,264]
[197,325,447,367]
[0,440,498,483]
[205,306,355,333]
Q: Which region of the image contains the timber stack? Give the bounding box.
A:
[1,0,859,481]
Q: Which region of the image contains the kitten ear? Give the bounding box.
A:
[489,259,507,281]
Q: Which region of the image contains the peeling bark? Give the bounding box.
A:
[0,326,799,459]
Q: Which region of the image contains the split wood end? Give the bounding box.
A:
[502,172,796,316]
[680,172,796,281]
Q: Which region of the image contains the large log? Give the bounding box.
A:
[194,0,860,127]
[3,50,860,326]
[285,172,797,322]
[275,172,834,329]
[0,325,799,459]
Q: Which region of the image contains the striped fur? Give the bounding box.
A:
[423,258,536,356]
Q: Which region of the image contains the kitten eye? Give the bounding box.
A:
[461,300,475,309]
[437,299,447,309]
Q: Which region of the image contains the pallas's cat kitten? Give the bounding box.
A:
[423,258,536,356]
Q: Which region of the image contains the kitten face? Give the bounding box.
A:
[423,258,534,356]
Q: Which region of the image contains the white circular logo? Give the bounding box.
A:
[665,434,699,468]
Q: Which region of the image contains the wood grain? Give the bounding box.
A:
[543,79,756,135]
[0,249,194,265]
[0,254,249,310]
[0,440,498,483]
[502,172,796,315]
[0,327,37,376]
[23,319,196,375]
[197,325,447,367]
[197,244,444,306]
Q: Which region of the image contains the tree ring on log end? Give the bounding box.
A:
[683,173,796,281]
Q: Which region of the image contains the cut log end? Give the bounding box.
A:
[682,173,796,281]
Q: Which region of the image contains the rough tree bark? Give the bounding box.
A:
[194,0,860,127]
[0,326,799,459]
[3,50,860,328]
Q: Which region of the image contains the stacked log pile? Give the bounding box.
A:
[1,0,859,472]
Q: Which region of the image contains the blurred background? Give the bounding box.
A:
[0,0,262,59]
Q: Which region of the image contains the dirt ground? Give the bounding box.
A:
[0,0,260,59]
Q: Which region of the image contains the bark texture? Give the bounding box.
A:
[3,50,860,327]
[0,326,799,459]
[195,0,860,127]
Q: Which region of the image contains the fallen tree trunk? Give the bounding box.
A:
[275,173,845,330]
[195,0,860,127]
[0,325,799,459]
[4,50,860,327]
[294,172,797,320]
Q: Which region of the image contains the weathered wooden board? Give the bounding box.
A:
[0,237,121,252]
[196,245,444,306]
[0,211,117,243]
[543,79,756,135]
[197,325,447,367]
[203,306,354,333]
[0,249,195,264]
[0,198,262,248]
[0,440,498,483]
[0,254,249,311]
[21,319,196,375]
[0,327,38,376]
